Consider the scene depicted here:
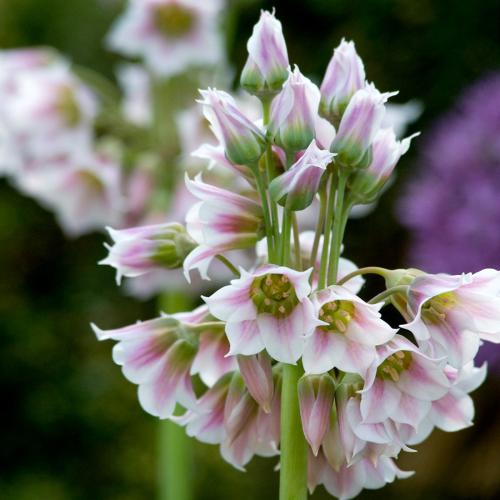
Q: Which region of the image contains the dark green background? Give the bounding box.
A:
[1,0,499,498]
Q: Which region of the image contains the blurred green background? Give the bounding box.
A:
[1,0,499,498]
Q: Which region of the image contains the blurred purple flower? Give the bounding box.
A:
[398,73,500,370]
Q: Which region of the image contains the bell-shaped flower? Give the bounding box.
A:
[220,372,280,470]
[298,373,335,455]
[100,222,197,285]
[401,268,500,368]
[92,305,234,418]
[198,88,266,166]
[269,139,334,210]
[320,39,366,124]
[107,0,223,77]
[360,335,450,428]
[332,83,396,168]
[92,316,196,418]
[237,351,274,412]
[204,264,320,363]
[183,174,265,281]
[303,286,397,376]
[349,128,418,204]
[268,66,321,153]
[240,9,289,97]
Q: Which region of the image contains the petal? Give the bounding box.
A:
[360,378,401,424]
[203,276,256,322]
[258,300,314,363]
[226,320,265,356]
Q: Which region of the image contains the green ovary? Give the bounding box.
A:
[250,273,299,317]
[422,291,457,323]
[153,4,196,39]
[318,300,355,334]
[377,351,412,382]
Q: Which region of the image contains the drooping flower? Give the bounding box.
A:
[298,373,335,455]
[401,269,500,368]
[183,174,264,281]
[302,286,397,375]
[320,39,365,124]
[360,335,450,428]
[100,222,197,284]
[237,351,274,412]
[268,67,321,153]
[204,265,320,363]
[332,83,395,168]
[349,128,418,204]
[269,139,334,210]
[92,305,235,418]
[92,315,197,419]
[107,0,224,77]
[179,370,281,470]
[198,88,266,166]
[240,9,289,97]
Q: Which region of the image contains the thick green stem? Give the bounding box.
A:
[279,363,308,500]
[159,416,193,500]
[158,292,193,500]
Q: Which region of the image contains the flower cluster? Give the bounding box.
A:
[94,10,499,499]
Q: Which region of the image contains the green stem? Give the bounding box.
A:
[158,292,193,500]
[292,213,302,270]
[255,168,275,261]
[337,266,390,286]
[309,188,327,268]
[279,364,308,500]
[216,254,240,277]
[261,98,280,263]
[328,173,347,285]
[368,285,409,305]
[318,174,336,289]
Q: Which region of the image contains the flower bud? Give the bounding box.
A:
[320,39,365,125]
[199,88,266,166]
[298,373,335,455]
[240,10,289,97]
[100,222,197,284]
[268,66,320,153]
[237,352,274,412]
[331,84,396,168]
[349,128,418,203]
[269,139,334,210]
